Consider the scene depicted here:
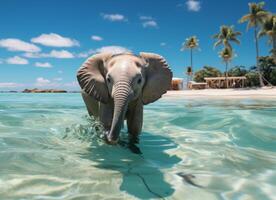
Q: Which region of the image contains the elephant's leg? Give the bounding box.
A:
[99,101,114,131]
[81,91,99,118]
[126,98,143,144]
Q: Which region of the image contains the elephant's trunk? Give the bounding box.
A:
[106,80,132,144]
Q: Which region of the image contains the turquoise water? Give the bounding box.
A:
[0,93,276,200]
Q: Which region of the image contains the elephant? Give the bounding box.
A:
[77,52,172,145]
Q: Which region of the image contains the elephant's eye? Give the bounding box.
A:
[137,78,142,84]
[106,77,111,83]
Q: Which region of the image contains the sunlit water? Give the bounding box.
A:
[0,93,276,200]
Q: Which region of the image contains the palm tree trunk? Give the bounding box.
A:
[190,48,193,81]
[225,61,229,88]
[272,35,276,63]
[254,26,265,87]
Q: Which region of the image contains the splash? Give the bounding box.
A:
[62,115,106,143]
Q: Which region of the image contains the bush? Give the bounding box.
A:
[259,56,276,85]
[194,59,276,87]
[245,71,260,87]
[194,66,222,82]
[228,66,247,77]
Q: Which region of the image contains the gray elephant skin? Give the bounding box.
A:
[77,52,172,144]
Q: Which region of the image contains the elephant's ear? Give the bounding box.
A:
[140,52,172,105]
[77,53,112,104]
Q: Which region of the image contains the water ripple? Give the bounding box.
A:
[0,94,276,199]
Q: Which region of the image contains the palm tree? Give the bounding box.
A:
[239,2,270,86]
[259,14,276,62]
[213,25,241,50]
[219,47,234,88]
[181,36,199,79]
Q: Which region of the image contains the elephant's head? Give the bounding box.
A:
[77,52,172,144]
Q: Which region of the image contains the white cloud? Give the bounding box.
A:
[34,77,58,88]
[76,46,131,58]
[53,77,63,81]
[160,42,166,46]
[64,81,78,87]
[94,46,131,54]
[139,16,153,20]
[35,77,53,87]
[24,50,74,59]
[31,33,79,47]
[47,50,74,58]
[91,35,103,41]
[0,82,24,88]
[36,77,50,84]
[142,20,158,28]
[0,38,41,52]
[186,0,201,12]
[34,77,79,89]
[35,62,52,68]
[58,70,63,74]
[23,52,40,58]
[101,13,127,22]
[6,56,29,65]
[139,15,158,28]
[76,49,95,58]
[96,46,131,54]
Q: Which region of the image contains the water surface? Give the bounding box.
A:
[0,93,276,199]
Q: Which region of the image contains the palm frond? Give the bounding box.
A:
[234,31,242,36]
[258,30,266,38]
[257,11,270,18]
[230,38,241,45]
[214,40,222,48]
[239,14,251,23]
[219,47,234,62]
[212,33,219,39]
[240,2,269,30]
[246,20,255,30]
[181,36,199,51]
[213,25,241,49]
[259,14,276,40]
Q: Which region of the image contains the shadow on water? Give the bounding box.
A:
[65,116,181,199]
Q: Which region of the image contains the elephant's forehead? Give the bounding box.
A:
[109,55,144,66]
[109,57,142,73]
[111,63,139,78]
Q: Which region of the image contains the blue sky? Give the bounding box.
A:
[0,0,275,90]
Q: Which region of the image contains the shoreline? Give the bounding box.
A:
[164,87,276,99]
[1,88,276,99]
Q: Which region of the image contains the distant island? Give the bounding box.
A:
[0,89,81,93]
[22,88,68,93]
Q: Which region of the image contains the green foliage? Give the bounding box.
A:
[194,59,276,87]
[259,14,276,41]
[239,2,269,29]
[213,26,240,80]
[259,14,276,59]
[213,25,241,50]
[228,66,248,76]
[235,57,276,87]
[270,70,276,85]
[259,56,276,85]
[219,47,234,63]
[190,2,275,87]
[181,36,199,50]
[194,66,222,82]
[239,2,270,86]
[245,71,260,87]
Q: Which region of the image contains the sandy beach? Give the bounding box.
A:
[164,87,276,99]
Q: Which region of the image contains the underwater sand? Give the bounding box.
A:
[0,93,276,199]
